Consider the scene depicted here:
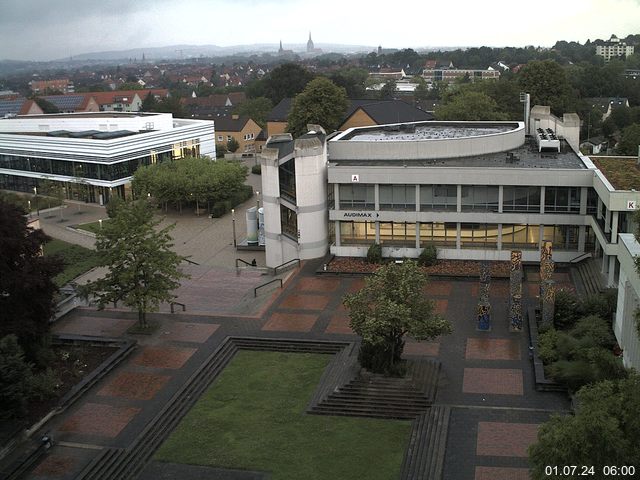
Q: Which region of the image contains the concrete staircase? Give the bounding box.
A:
[400,406,451,480]
[573,258,605,297]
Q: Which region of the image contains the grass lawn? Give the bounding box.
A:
[76,219,110,234]
[43,239,101,287]
[155,351,411,480]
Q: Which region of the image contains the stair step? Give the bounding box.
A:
[400,406,451,480]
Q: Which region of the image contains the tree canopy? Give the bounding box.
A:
[0,200,62,362]
[132,157,248,211]
[617,124,640,155]
[259,63,315,104]
[529,374,640,478]
[286,77,348,137]
[436,90,509,121]
[343,261,453,374]
[233,96,273,128]
[80,200,187,328]
[518,60,575,115]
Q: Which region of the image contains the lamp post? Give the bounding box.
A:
[28,200,31,215]
[33,186,39,216]
[256,190,260,210]
[99,219,103,230]
[231,208,237,248]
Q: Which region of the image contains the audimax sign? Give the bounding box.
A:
[342,211,380,219]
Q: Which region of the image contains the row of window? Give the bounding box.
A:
[336,221,582,250]
[337,184,584,214]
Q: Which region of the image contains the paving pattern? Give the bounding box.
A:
[25,260,573,480]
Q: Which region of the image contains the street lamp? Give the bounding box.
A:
[99,219,103,230]
[33,186,39,216]
[231,208,237,248]
[28,200,31,215]
[256,190,260,210]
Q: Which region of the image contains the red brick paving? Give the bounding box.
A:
[425,281,452,296]
[296,277,340,292]
[52,316,135,337]
[132,346,197,369]
[403,341,440,356]
[526,283,540,298]
[262,312,319,332]
[475,466,530,479]
[161,322,219,343]
[60,403,140,437]
[476,422,540,457]
[325,313,354,335]
[463,368,524,395]
[31,454,75,476]
[465,338,521,360]
[470,282,509,298]
[279,293,331,310]
[98,371,170,400]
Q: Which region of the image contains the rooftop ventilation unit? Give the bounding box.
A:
[535,127,560,152]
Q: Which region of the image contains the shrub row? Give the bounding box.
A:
[210,184,254,218]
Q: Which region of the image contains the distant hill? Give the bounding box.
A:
[63,43,377,62]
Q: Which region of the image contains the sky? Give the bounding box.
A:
[1,0,639,61]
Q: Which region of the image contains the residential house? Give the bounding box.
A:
[30,79,75,94]
[0,98,43,117]
[585,97,630,120]
[41,94,100,113]
[215,115,263,153]
[596,35,635,62]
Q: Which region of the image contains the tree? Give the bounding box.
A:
[329,67,369,98]
[227,137,240,153]
[617,124,640,155]
[286,77,348,138]
[518,60,576,115]
[32,97,60,114]
[141,91,159,111]
[436,91,509,121]
[80,200,187,328]
[343,261,453,375]
[0,200,63,363]
[262,63,315,104]
[529,374,640,478]
[0,335,34,420]
[233,97,273,128]
[378,80,397,99]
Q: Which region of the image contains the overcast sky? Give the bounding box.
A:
[1,0,639,61]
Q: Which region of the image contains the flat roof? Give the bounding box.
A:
[10,112,159,119]
[591,156,640,190]
[337,121,519,142]
[330,137,586,170]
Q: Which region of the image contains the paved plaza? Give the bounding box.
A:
[21,256,573,480]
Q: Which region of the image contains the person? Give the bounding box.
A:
[251,259,257,267]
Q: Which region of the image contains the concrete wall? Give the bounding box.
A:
[529,106,580,152]
[0,112,174,133]
[614,234,640,369]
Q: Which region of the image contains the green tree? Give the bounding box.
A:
[343,261,453,375]
[436,90,509,121]
[286,77,348,138]
[80,200,187,328]
[529,374,640,479]
[141,91,159,111]
[262,63,315,104]
[227,137,240,153]
[518,60,576,115]
[0,335,34,420]
[617,124,640,155]
[0,200,62,363]
[155,96,184,117]
[329,67,369,98]
[32,97,60,114]
[233,97,273,128]
[378,80,397,99]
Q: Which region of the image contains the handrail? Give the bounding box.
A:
[569,252,592,264]
[273,258,300,275]
[182,257,199,265]
[170,301,186,313]
[235,258,254,268]
[254,278,283,297]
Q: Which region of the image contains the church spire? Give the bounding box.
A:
[279,40,283,53]
[307,32,314,52]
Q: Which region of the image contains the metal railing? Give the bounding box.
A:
[170,301,186,313]
[569,252,592,264]
[272,258,300,276]
[235,258,254,268]
[254,278,283,297]
[182,257,199,265]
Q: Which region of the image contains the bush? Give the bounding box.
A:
[28,368,59,401]
[366,243,383,264]
[358,340,406,376]
[211,202,227,218]
[216,143,227,158]
[418,244,438,266]
[570,315,617,350]
[554,289,580,330]
[538,328,560,364]
[0,335,33,420]
[251,164,261,175]
[581,289,617,323]
[106,196,124,218]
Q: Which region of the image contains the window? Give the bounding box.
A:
[502,186,540,212]
[217,135,223,141]
[379,185,415,210]
[379,222,416,246]
[340,221,376,245]
[280,205,298,240]
[419,222,457,246]
[460,223,499,249]
[420,185,457,211]
[542,225,580,250]
[227,135,232,142]
[502,224,541,249]
[461,186,499,211]
[339,184,374,210]
[545,187,580,213]
[279,159,296,202]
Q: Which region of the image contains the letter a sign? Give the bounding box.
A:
[351,174,360,182]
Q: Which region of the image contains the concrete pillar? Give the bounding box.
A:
[374,184,380,211]
[578,225,586,252]
[605,208,611,233]
[602,253,608,275]
[456,222,461,250]
[415,223,420,249]
[608,255,616,287]
[540,186,545,214]
[333,183,340,209]
[497,224,503,250]
[335,221,341,247]
[415,185,420,212]
[498,185,503,213]
[597,197,603,220]
[579,187,588,215]
[456,184,462,213]
[375,222,380,244]
[539,225,545,250]
[611,211,619,243]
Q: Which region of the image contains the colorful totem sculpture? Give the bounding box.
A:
[509,250,523,332]
[477,261,491,331]
[541,279,556,329]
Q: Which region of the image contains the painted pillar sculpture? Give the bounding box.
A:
[541,279,556,329]
[476,261,491,331]
[539,240,553,297]
[509,250,523,332]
